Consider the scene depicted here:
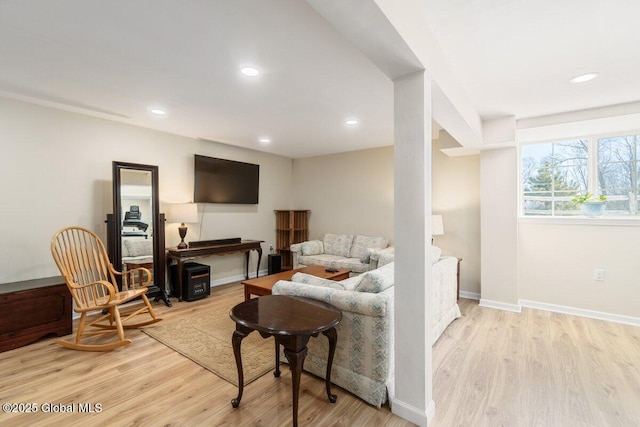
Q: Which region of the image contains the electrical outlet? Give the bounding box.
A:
[594,269,605,281]
[269,244,274,251]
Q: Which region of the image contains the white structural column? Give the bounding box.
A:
[480,148,520,311]
[392,71,434,426]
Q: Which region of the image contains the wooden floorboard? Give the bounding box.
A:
[1,284,638,426]
[0,283,411,427]
[431,298,640,427]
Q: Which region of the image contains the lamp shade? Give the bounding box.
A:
[431,215,444,236]
[167,203,198,224]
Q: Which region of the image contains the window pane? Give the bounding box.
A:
[522,140,588,216]
[553,140,588,167]
[597,134,640,216]
[523,198,551,216]
[598,136,636,163]
[523,133,640,217]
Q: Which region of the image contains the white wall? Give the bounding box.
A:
[432,147,481,295]
[519,222,640,318]
[0,97,293,285]
[291,146,394,241]
[478,143,640,321]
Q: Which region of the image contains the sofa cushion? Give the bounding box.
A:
[291,272,345,290]
[355,262,394,293]
[301,240,323,256]
[323,234,354,257]
[350,235,388,260]
[124,239,153,257]
[431,246,442,264]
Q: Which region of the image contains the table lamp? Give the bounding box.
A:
[431,215,444,243]
[168,203,198,249]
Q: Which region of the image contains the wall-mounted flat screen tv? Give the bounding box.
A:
[194,155,259,204]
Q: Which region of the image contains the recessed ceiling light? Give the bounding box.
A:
[240,66,260,77]
[258,137,271,144]
[149,108,166,116]
[570,72,599,84]
[345,119,359,126]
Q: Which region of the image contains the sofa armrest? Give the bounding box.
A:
[273,280,391,317]
[369,247,394,269]
[290,240,324,269]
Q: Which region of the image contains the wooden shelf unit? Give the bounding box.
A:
[274,210,310,270]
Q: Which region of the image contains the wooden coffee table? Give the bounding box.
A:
[230,295,342,427]
[241,265,350,301]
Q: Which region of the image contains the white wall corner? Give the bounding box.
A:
[435,129,460,150]
[482,116,516,146]
[391,398,435,426]
[459,291,481,300]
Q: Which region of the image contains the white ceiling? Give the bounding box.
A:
[2,1,639,158]
[422,0,640,120]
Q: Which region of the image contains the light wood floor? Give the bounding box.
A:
[432,299,640,427]
[1,284,638,426]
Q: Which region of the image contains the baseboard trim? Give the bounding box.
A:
[459,291,480,300]
[479,298,522,313]
[210,269,268,288]
[390,398,434,426]
[519,299,640,327]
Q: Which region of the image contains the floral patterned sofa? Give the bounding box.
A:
[290,233,391,275]
[272,247,460,408]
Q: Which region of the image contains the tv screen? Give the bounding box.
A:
[194,155,259,204]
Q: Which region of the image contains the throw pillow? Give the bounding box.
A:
[339,275,364,292]
[350,235,388,260]
[431,246,442,264]
[354,262,394,293]
[291,272,345,290]
[378,251,395,267]
[301,240,323,256]
[323,234,354,257]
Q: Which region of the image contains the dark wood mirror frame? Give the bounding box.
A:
[106,161,171,307]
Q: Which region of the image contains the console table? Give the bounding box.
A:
[0,276,72,352]
[166,239,263,301]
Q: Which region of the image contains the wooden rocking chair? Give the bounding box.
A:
[51,226,162,351]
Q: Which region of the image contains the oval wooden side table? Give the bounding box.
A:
[230,295,342,427]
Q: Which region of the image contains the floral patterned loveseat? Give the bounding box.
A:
[290,233,391,275]
[272,248,460,409]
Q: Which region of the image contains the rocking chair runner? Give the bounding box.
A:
[51,226,162,351]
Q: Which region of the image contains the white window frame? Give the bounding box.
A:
[519,129,640,221]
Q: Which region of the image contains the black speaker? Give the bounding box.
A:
[172,262,210,302]
[268,254,282,275]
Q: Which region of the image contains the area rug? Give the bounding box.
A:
[143,309,275,386]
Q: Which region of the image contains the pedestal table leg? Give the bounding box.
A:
[284,345,308,427]
[322,327,338,403]
[231,326,251,408]
[274,337,281,378]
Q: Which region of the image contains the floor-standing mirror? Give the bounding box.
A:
[106,161,171,307]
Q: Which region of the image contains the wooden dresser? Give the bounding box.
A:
[0,276,72,352]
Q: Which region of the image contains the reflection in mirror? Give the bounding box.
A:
[107,161,170,307]
[120,169,154,285]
